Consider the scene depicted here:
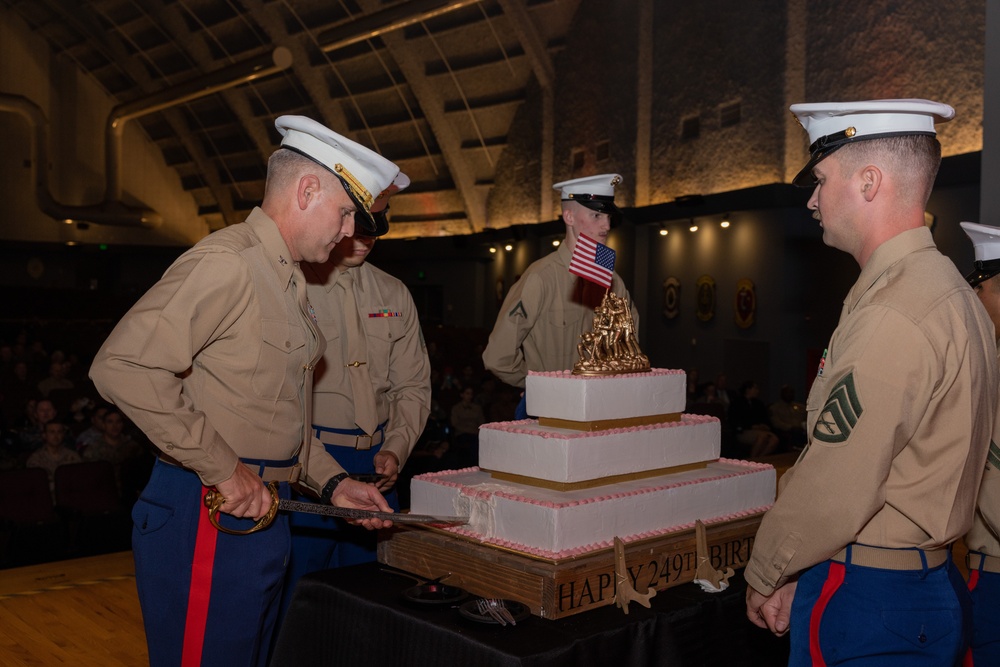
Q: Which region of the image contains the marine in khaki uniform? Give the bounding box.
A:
[282,173,430,602]
[483,174,638,416]
[89,116,398,667]
[744,100,998,666]
[960,221,1000,666]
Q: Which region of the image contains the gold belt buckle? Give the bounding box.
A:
[355,433,373,451]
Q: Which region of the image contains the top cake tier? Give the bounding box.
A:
[525,369,686,422]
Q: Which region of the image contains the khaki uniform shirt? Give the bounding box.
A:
[965,347,1000,558]
[304,261,431,471]
[745,227,998,595]
[90,208,337,492]
[482,241,637,388]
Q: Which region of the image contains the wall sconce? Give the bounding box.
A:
[720,213,730,229]
[659,226,669,236]
[689,223,698,232]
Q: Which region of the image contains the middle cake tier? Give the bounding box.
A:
[478,413,721,485]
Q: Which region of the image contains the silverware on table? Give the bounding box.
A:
[476,598,507,625]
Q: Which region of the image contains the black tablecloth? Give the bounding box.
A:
[271,562,789,667]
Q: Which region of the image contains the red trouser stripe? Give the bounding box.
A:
[809,561,846,667]
[963,569,980,667]
[181,486,218,667]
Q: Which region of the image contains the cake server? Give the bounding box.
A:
[203,482,469,535]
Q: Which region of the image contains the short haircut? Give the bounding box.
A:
[835,135,942,208]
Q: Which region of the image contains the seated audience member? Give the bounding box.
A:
[37,359,74,398]
[17,397,68,455]
[75,403,110,453]
[729,380,779,458]
[768,384,807,450]
[26,420,82,497]
[1,360,35,426]
[82,407,143,467]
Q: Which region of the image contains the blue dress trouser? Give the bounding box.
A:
[131,458,291,667]
[965,556,1000,666]
[788,550,971,666]
[281,440,398,617]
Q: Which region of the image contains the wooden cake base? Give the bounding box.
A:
[377,512,763,620]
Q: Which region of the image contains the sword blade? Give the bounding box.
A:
[277,499,468,525]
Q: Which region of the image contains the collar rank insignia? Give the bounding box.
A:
[812,372,863,444]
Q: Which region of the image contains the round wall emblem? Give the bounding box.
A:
[695,274,715,322]
[663,277,680,319]
[735,278,756,328]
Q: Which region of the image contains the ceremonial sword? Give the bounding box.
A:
[203,482,468,536]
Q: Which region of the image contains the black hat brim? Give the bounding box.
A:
[965,260,1000,288]
[569,198,620,215]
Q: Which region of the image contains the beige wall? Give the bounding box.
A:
[0,8,208,248]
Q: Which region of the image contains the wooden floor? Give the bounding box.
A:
[0,551,147,666]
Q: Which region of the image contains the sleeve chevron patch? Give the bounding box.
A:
[812,372,864,444]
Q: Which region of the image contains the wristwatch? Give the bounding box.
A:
[320,472,350,504]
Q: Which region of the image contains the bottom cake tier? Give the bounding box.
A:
[409,459,775,559]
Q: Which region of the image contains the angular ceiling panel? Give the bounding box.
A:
[0,0,582,239]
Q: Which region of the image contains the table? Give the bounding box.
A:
[271,562,789,667]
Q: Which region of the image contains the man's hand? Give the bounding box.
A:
[373,451,400,492]
[214,464,271,520]
[746,581,796,636]
[332,478,394,530]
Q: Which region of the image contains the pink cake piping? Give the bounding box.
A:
[480,412,719,438]
[441,461,774,509]
[528,368,683,380]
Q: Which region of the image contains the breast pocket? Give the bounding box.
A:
[253,319,306,400]
[366,315,404,383]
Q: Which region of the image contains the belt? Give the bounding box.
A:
[967,551,1000,574]
[313,421,387,451]
[831,544,949,571]
[240,457,300,484]
[157,454,301,484]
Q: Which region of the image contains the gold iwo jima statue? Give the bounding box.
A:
[573,290,650,376]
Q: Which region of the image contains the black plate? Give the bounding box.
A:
[458,599,531,625]
[401,583,469,606]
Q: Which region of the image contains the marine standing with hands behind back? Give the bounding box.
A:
[282,171,430,600]
[482,174,638,418]
[744,100,998,666]
[959,221,1000,666]
[90,115,398,667]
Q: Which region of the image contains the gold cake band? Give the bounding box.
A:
[485,460,712,492]
[537,412,681,432]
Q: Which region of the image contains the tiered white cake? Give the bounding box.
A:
[410,369,775,559]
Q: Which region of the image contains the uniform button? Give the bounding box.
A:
[285,341,291,348]
[918,633,927,644]
[166,444,174,450]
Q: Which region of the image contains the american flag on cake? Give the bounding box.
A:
[568,234,615,289]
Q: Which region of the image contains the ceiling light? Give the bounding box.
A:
[489,246,497,254]
[689,225,698,232]
[659,227,668,236]
[552,239,560,247]
[505,244,513,251]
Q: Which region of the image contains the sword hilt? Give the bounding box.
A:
[203,481,280,535]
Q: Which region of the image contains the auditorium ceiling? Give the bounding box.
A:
[0,0,580,239]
